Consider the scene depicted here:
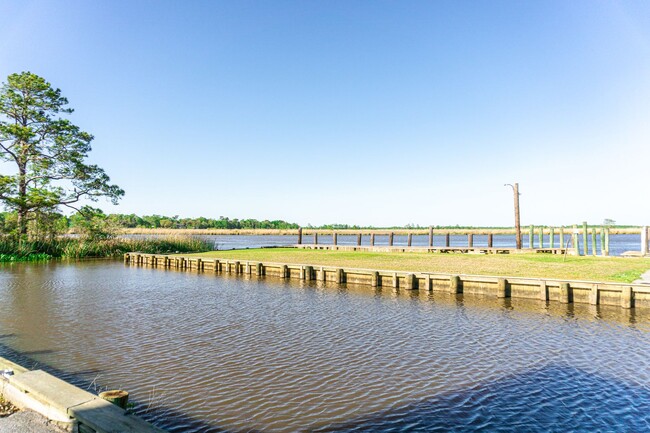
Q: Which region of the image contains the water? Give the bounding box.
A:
[1,261,650,432]
[182,233,641,256]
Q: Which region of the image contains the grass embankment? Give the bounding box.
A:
[184,249,650,283]
[0,236,211,262]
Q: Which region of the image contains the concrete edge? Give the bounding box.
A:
[0,356,166,433]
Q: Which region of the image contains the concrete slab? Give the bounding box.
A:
[8,370,95,415]
[69,399,166,433]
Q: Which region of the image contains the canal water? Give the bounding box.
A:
[1,261,650,432]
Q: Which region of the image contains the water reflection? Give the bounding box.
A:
[0,261,649,432]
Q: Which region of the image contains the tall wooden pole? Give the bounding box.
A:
[514,183,521,249]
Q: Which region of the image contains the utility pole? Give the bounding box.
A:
[504,183,522,249]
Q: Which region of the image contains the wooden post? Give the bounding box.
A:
[407,233,412,247]
[621,287,633,309]
[300,266,305,280]
[428,226,433,247]
[319,267,326,282]
[314,233,318,245]
[539,281,548,301]
[600,228,605,256]
[357,233,362,246]
[539,227,544,248]
[392,272,398,288]
[488,233,493,248]
[590,285,599,305]
[281,265,288,279]
[371,271,379,287]
[591,229,597,256]
[336,268,344,284]
[559,283,570,304]
[305,265,313,281]
[582,221,588,256]
[389,232,394,246]
[572,225,580,255]
[99,390,129,410]
[449,275,461,294]
[445,233,450,247]
[423,274,431,291]
[604,227,610,256]
[196,258,202,272]
[256,262,262,276]
[529,225,534,249]
[370,233,375,246]
[333,232,337,246]
[559,227,564,249]
[549,227,554,249]
[468,233,473,247]
[642,226,649,256]
[497,278,507,298]
[297,227,302,245]
[404,274,416,290]
[234,261,240,274]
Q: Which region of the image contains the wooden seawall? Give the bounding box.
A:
[124,253,650,310]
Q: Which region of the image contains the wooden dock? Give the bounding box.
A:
[124,253,650,310]
[295,244,568,254]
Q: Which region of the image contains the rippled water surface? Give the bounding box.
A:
[1,261,650,432]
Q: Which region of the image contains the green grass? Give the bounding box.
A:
[0,236,211,261]
[182,248,650,283]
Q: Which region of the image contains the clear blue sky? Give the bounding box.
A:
[1,0,649,227]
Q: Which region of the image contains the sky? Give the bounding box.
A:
[1,0,649,227]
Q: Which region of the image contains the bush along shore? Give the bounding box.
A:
[0,236,212,262]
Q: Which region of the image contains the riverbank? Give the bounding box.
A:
[0,236,211,262]
[182,248,650,283]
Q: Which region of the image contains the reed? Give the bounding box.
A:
[0,236,210,262]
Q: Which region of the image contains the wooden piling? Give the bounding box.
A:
[582,221,588,256]
[256,262,263,276]
[539,227,544,249]
[590,285,599,305]
[449,275,461,294]
[422,274,431,291]
[370,233,375,246]
[529,225,534,249]
[621,286,633,309]
[642,226,649,256]
[428,226,433,247]
[404,274,416,290]
[572,225,580,255]
[196,258,202,272]
[407,233,412,247]
[488,234,493,248]
[335,268,344,284]
[281,265,288,278]
[445,233,450,247]
[559,283,570,303]
[357,233,362,246]
[333,232,338,246]
[300,266,305,280]
[319,267,325,282]
[591,229,597,256]
[604,227,610,256]
[559,227,564,248]
[549,227,554,248]
[389,232,394,246]
[392,272,398,288]
[234,261,240,274]
[539,281,548,301]
[305,265,313,281]
[314,233,318,245]
[371,271,379,287]
[297,227,302,245]
[468,234,473,247]
[600,228,605,256]
[497,278,507,298]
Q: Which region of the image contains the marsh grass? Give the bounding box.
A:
[185,248,650,283]
[0,236,210,262]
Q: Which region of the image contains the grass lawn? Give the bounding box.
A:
[182,248,650,283]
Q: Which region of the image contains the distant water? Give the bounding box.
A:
[160,233,641,257]
[1,261,650,432]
